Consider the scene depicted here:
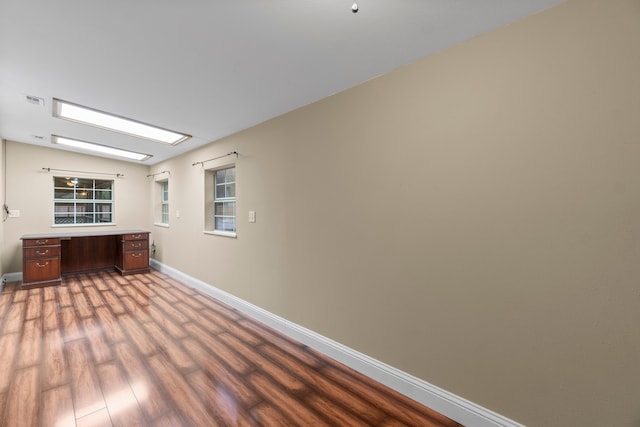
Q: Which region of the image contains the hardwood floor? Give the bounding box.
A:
[0,270,462,427]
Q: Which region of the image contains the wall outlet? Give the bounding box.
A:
[8,210,20,218]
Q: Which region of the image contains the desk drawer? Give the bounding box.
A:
[123,240,148,251]
[24,258,60,283]
[24,246,60,259]
[122,250,149,270]
[23,238,61,247]
[123,233,148,241]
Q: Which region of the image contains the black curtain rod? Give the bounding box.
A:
[42,167,124,178]
[192,151,238,167]
[146,170,170,178]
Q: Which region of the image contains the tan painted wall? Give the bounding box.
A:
[2,141,151,273]
[147,1,640,425]
[2,0,639,425]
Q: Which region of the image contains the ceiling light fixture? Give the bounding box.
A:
[52,98,191,145]
[51,135,152,161]
[351,1,358,13]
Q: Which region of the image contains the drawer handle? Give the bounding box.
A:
[36,239,48,244]
[131,253,143,258]
[36,249,49,255]
[36,261,49,268]
[132,234,142,239]
[132,243,142,248]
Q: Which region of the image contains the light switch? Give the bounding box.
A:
[176,210,180,218]
[8,210,20,218]
[248,211,256,223]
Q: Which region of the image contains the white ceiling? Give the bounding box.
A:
[0,0,564,165]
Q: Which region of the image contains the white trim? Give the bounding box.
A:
[149,259,523,427]
[52,223,117,228]
[203,230,237,238]
[2,272,23,282]
[1,272,23,292]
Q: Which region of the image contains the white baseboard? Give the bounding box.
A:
[1,272,23,292]
[1,272,21,293]
[2,272,23,283]
[150,259,523,427]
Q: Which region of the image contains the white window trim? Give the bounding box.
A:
[203,230,237,238]
[52,222,116,228]
[52,176,115,227]
[204,164,237,237]
[158,179,169,226]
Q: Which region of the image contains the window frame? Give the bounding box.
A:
[204,164,236,238]
[52,176,115,227]
[154,179,169,227]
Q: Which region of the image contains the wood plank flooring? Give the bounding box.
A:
[0,270,463,427]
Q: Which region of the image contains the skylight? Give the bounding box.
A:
[52,98,191,145]
[52,135,152,161]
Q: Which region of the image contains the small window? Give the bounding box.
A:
[214,167,236,233]
[53,177,114,225]
[204,165,236,236]
[159,180,169,225]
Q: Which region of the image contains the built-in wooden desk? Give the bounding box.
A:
[21,229,150,289]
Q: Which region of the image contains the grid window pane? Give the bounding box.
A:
[216,184,226,199]
[214,201,235,216]
[95,190,111,200]
[76,179,93,189]
[159,181,169,224]
[54,177,70,187]
[54,188,74,199]
[76,190,93,199]
[161,204,169,224]
[213,167,236,233]
[53,177,114,225]
[161,182,168,202]
[215,217,236,232]
[226,167,235,182]
[95,180,112,189]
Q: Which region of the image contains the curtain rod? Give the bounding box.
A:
[146,170,170,178]
[192,151,238,167]
[42,168,124,178]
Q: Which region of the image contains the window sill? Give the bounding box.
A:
[204,230,237,238]
[52,223,116,228]
[154,223,169,228]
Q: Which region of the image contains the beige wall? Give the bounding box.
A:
[2,0,639,425]
[147,1,640,426]
[2,141,151,273]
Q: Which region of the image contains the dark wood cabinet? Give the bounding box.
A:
[22,238,62,289]
[115,232,150,275]
[21,230,150,288]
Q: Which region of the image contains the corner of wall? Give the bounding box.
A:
[0,138,6,278]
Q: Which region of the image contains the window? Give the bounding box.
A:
[205,166,236,236]
[53,177,114,225]
[155,180,169,226]
[214,167,236,233]
[160,180,169,225]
